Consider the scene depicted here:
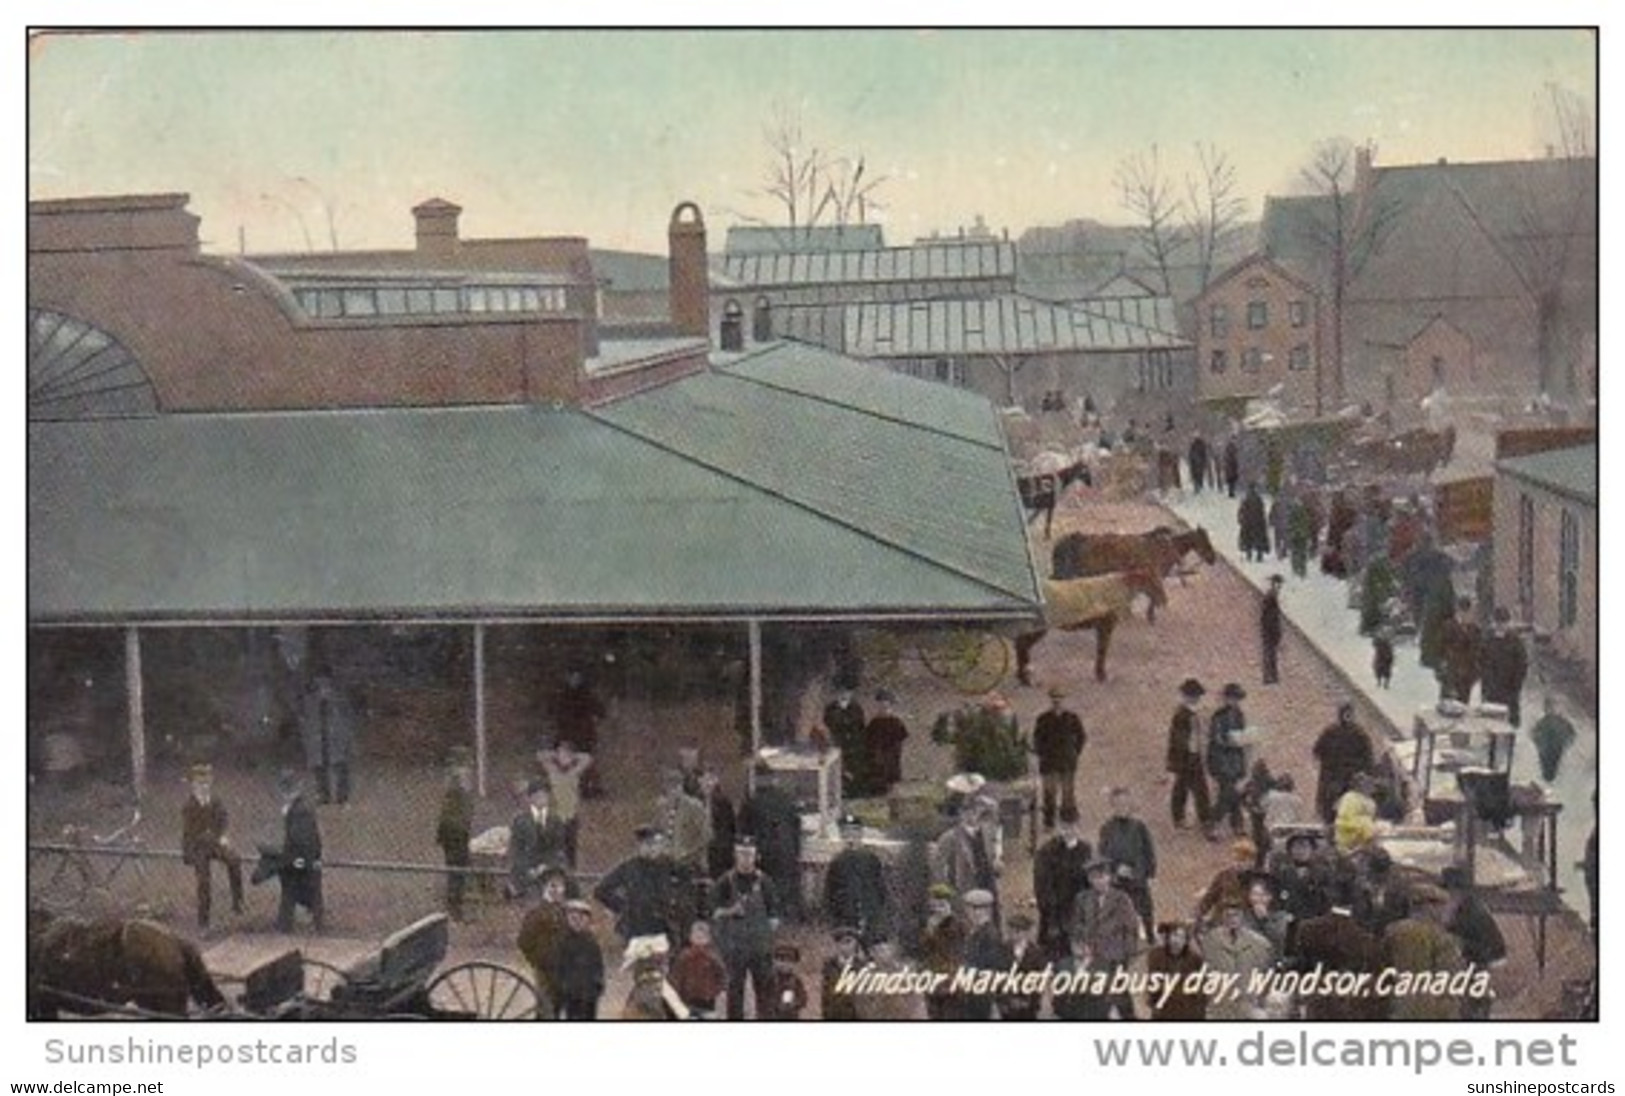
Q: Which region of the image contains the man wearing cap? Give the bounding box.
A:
[1313,702,1375,824]
[274,769,323,933]
[435,750,474,921]
[738,773,804,923]
[1033,686,1087,831]
[594,826,680,946]
[822,687,868,797]
[1199,899,1274,1020]
[919,883,966,1020]
[1033,806,1092,958]
[1267,830,1333,937]
[959,889,1010,1020]
[1098,786,1158,941]
[1260,574,1285,685]
[517,867,572,1014]
[997,912,1046,1020]
[1438,596,1483,704]
[825,815,890,946]
[1206,684,1251,838]
[820,927,865,1021]
[1165,678,1213,835]
[1478,607,1529,726]
[180,762,244,930]
[619,935,680,1020]
[933,797,1000,923]
[1440,866,1506,1020]
[710,836,782,1019]
[1071,859,1140,1020]
[865,690,910,796]
[554,899,606,1020]
[509,782,569,898]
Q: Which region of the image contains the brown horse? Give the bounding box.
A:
[1015,570,1169,684]
[28,909,226,1018]
[1051,527,1214,616]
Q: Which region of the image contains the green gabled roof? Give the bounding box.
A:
[1495,443,1596,507]
[592,363,1038,607]
[30,369,1040,624]
[715,340,1006,449]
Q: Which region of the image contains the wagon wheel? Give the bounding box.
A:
[426,961,541,1020]
[300,957,351,1003]
[921,632,1010,695]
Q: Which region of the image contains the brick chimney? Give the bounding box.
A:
[412,197,462,258]
[668,202,709,339]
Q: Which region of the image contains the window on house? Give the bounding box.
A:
[1243,348,1263,372]
[1289,300,1307,328]
[377,288,408,315]
[1209,304,1229,339]
[406,287,435,314]
[1431,355,1446,386]
[1559,508,1580,629]
[1517,494,1535,622]
[1247,301,1268,330]
[1289,344,1311,371]
[342,289,377,317]
[1210,349,1228,374]
[432,288,460,314]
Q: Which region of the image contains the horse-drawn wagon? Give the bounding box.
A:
[28,910,542,1020]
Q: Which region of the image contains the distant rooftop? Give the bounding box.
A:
[724,224,885,254]
[841,294,1188,358]
[718,240,1017,290]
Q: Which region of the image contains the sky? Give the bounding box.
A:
[27,28,1598,255]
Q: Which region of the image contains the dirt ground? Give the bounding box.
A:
[26,495,1594,1020]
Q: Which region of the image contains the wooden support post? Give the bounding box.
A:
[125,627,146,804]
[474,623,487,799]
[748,619,763,795]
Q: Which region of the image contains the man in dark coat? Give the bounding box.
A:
[1437,597,1483,704]
[1033,807,1092,958]
[554,899,606,1020]
[1312,702,1375,824]
[1441,867,1506,1020]
[824,815,890,945]
[509,782,570,898]
[958,889,1010,1020]
[1260,573,1284,684]
[1071,859,1141,1020]
[697,769,737,885]
[274,769,323,933]
[1165,678,1213,834]
[1293,877,1385,1021]
[1268,831,1333,944]
[710,837,782,1020]
[1188,433,1209,493]
[299,669,357,806]
[180,762,244,930]
[1098,786,1157,941]
[919,884,967,1019]
[822,688,868,796]
[1146,922,1206,1020]
[1478,608,1530,726]
[1032,686,1086,830]
[552,670,607,795]
[435,751,474,921]
[1207,684,1251,838]
[1238,484,1270,561]
[864,690,909,795]
[517,868,571,1014]
[820,927,864,1021]
[594,826,680,946]
[997,913,1047,1020]
[739,776,804,922]
[1223,435,1241,498]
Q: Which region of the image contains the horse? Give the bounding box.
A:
[1015,570,1169,684]
[1016,459,1093,538]
[1050,526,1213,617]
[28,909,226,1019]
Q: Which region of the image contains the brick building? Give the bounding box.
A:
[1191,253,1324,412]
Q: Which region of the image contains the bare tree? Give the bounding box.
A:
[728,104,889,250]
[1183,143,1247,293]
[823,155,889,229]
[1114,145,1187,297]
[1297,138,1400,414]
[1481,83,1596,399]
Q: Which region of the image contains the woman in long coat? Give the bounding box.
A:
[1238,485,1270,561]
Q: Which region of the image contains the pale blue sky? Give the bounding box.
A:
[28,29,1596,254]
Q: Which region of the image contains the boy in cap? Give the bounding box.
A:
[670,919,729,1019]
[768,944,810,1020]
[820,926,864,1021]
[1033,685,1087,830]
[554,898,605,1020]
[997,912,1045,1020]
[919,883,966,1020]
[180,761,244,930]
[1165,678,1213,836]
[959,889,1009,1020]
[435,748,474,921]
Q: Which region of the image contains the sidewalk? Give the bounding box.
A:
[1160,483,1595,919]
